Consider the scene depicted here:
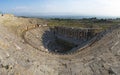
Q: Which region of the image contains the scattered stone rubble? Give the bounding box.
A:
[0,14,120,75]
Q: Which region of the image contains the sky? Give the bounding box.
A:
[0,0,120,17]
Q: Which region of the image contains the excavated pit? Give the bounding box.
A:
[42,26,101,54]
[42,31,78,53]
[24,26,101,54]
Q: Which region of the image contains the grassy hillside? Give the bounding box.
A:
[47,18,120,30]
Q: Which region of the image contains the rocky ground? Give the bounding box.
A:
[0,14,120,75]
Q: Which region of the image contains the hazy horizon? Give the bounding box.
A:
[1,0,120,18]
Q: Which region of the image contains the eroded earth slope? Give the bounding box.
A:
[0,14,120,75]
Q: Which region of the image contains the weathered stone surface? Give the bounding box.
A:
[0,14,120,75]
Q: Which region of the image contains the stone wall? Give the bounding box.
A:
[50,26,100,45]
[53,26,98,39]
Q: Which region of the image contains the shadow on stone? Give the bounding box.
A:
[41,26,100,54]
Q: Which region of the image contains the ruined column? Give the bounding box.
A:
[83,30,86,41]
[74,29,76,38]
[75,29,77,39]
[69,28,72,37]
[73,29,75,38]
[79,30,81,40]
[67,28,70,37]
[72,28,74,38]
[87,29,90,39]
[77,30,80,39]
[85,29,88,40]
[84,29,86,39]
[68,28,70,37]
[71,29,73,37]
[75,29,77,38]
[85,30,87,41]
[81,30,83,39]
[76,29,78,39]
[67,28,69,37]
[80,31,82,40]
[77,29,79,40]
[64,27,66,37]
